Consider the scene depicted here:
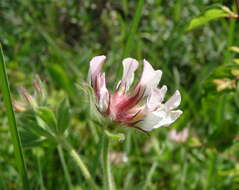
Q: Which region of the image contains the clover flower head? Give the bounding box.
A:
[88,56,183,131]
[169,128,189,143]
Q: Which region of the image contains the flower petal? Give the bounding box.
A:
[97,73,109,112]
[165,90,181,110]
[116,58,139,93]
[169,128,189,143]
[88,55,106,84]
[121,58,139,91]
[138,59,162,95]
[137,109,182,131]
[147,85,167,110]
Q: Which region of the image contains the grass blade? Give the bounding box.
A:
[123,0,145,57]
[0,44,31,189]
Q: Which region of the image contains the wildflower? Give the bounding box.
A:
[169,128,189,143]
[88,56,182,131]
[19,87,37,108]
[110,152,128,164]
[13,100,27,112]
[213,78,236,91]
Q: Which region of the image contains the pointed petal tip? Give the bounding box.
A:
[175,90,182,103]
[90,55,106,63]
[143,59,152,68]
[122,58,139,68]
[88,55,107,87]
[161,85,167,91]
[177,109,183,115]
[155,70,163,76]
[175,90,181,95]
[124,57,137,61]
[120,58,139,91]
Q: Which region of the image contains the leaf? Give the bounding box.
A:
[20,128,47,148]
[36,107,58,134]
[186,8,229,31]
[19,112,54,139]
[57,99,70,134]
[230,46,239,54]
[233,59,239,64]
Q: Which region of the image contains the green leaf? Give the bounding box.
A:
[57,99,70,134]
[230,46,239,54]
[20,128,47,148]
[36,107,58,134]
[233,59,239,64]
[186,8,229,31]
[19,111,54,140]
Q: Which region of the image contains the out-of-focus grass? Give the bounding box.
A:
[1,0,239,189]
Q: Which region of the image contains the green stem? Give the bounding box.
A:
[36,154,46,190]
[102,134,114,190]
[223,18,236,64]
[61,139,98,189]
[143,162,157,190]
[0,44,31,189]
[206,151,217,190]
[57,145,73,190]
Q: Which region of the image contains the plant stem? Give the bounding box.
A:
[143,162,157,190]
[61,139,98,189]
[57,145,73,190]
[0,44,31,189]
[36,154,46,190]
[102,134,114,190]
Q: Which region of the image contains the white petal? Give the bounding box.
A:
[165,90,181,110]
[154,110,183,128]
[137,110,166,131]
[159,85,168,99]
[137,109,182,131]
[98,73,109,112]
[120,58,139,91]
[147,86,167,110]
[88,55,106,84]
[139,59,162,95]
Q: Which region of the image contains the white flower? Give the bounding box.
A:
[88,56,183,131]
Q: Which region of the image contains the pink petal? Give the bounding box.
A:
[97,73,109,112]
[88,55,106,84]
[138,59,162,95]
[165,90,181,110]
[119,58,138,91]
[147,86,167,110]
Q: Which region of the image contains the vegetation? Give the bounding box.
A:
[0,0,239,189]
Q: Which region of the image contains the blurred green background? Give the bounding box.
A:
[1,0,239,189]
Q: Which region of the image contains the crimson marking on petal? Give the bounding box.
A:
[116,85,144,113]
[133,87,146,106]
[105,93,111,115]
[126,109,142,121]
[127,119,143,126]
[95,103,101,114]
